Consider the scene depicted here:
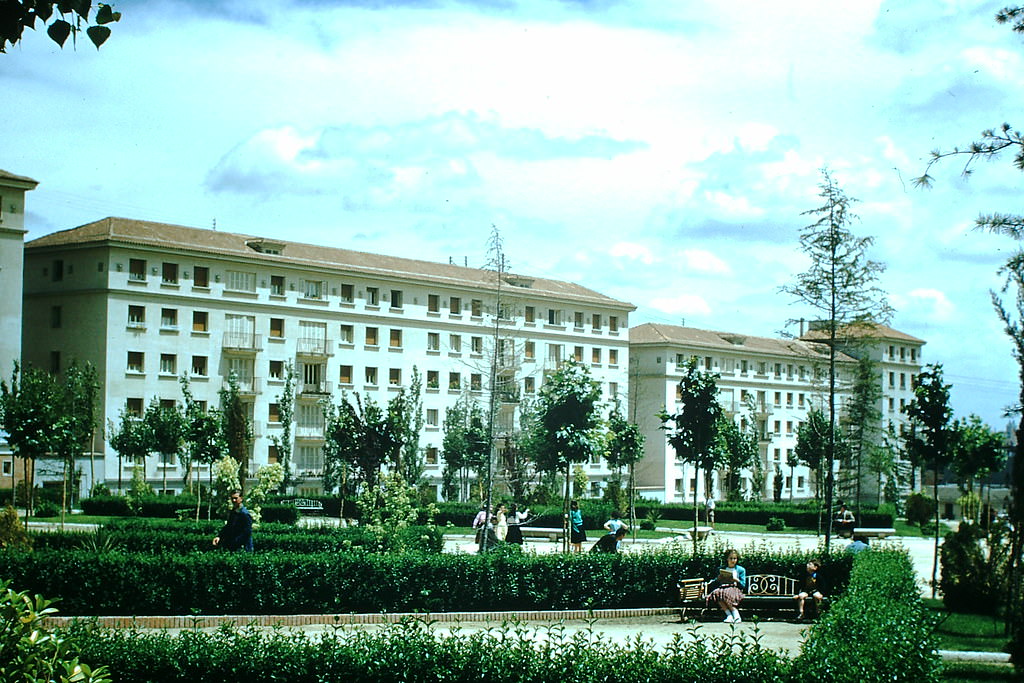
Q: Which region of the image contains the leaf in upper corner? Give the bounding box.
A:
[48,19,72,47]
[87,24,110,48]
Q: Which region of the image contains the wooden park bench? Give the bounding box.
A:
[519,526,565,542]
[282,498,325,515]
[677,574,825,621]
[850,527,896,540]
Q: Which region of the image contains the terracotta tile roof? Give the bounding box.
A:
[0,169,39,187]
[26,217,635,309]
[799,321,925,345]
[629,322,856,362]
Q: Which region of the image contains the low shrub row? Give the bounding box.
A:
[0,546,849,616]
[80,496,303,523]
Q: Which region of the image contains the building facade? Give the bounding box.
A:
[0,169,38,493]
[22,218,635,499]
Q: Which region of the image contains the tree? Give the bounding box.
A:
[903,363,955,598]
[180,374,226,519]
[781,169,893,549]
[605,399,645,537]
[219,371,252,491]
[48,360,98,519]
[796,407,849,534]
[322,392,401,493]
[144,397,184,495]
[268,362,295,493]
[107,408,151,495]
[391,367,425,487]
[0,362,59,517]
[716,414,758,502]
[1,1,121,52]
[841,355,883,515]
[441,392,489,502]
[523,360,602,551]
[659,356,723,553]
[949,415,1007,523]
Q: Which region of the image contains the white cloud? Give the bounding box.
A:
[649,294,712,316]
[682,249,732,276]
[906,288,956,321]
[609,242,656,265]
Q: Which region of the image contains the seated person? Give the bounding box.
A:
[834,501,855,537]
[793,558,826,620]
[846,535,870,554]
[706,548,746,623]
[590,526,627,553]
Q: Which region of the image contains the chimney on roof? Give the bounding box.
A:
[799,318,805,336]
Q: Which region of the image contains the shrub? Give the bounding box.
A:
[81,495,133,516]
[920,522,936,537]
[904,492,934,526]
[766,517,785,532]
[940,520,1012,615]
[259,503,299,525]
[34,500,60,517]
[0,505,31,550]
[792,551,941,682]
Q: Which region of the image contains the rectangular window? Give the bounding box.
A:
[449,334,461,352]
[365,327,379,346]
[192,311,208,332]
[339,365,353,385]
[798,393,805,407]
[471,336,483,355]
[268,445,280,464]
[609,316,619,332]
[161,308,178,329]
[270,275,285,296]
[270,318,284,338]
[471,299,483,317]
[162,262,179,284]
[269,403,281,423]
[340,324,354,344]
[52,259,64,282]
[524,377,535,394]
[591,348,601,364]
[426,447,439,465]
[389,368,402,386]
[547,309,561,325]
[126,397,144,416]
[303,279,323,300]
[426,370,439,388]
[786,392,793,406]
[773,420,781,434]
[269,360,283,379]
[389,329,402,348]
[449,372,461,390]
[365,367,378,385]
[340,283,354,303]
[609,381,618,397]
[609,349,618,366]
[449,296,461,315]
[471,373,482,391]
[574,311,584,328]
[226,270,256,292]
[127,351,144,373]
[547,344,561,364]
[426,409,439,427]
[128,258,146,281]
[50,351,60,374]
[366,286,379,306]
[390,289,403,309]
[592,313,601,329]
[525,306,535,323]
[524,341,535,360]
[899,373,906,389]
[50,305,62,328]
[193,266,209,288]
[428,294,440,313]
[160,354,176,375]
[573,345,584,362]
[427,332,440,351]
[191,355,208,376]
[786,421,793,434]
[774,392,781,406]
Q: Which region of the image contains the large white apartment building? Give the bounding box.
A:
[629,323,847,503]
[21,218,635,499]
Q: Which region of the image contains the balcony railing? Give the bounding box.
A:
[295,425,325,439]
[222,332,263,353]
[296,337,333,356]
[298,380,333,396]
[223,377,261,394]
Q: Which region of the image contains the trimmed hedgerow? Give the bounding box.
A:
[790,550,941,682]
[67,618,792,683]
[0,546,848,616]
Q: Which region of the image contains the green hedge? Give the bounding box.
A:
[0,547,848,616]
[790,550,941,681]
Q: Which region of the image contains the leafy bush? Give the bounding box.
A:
[69,617,791,683]
[766,517,785,532]
[259,503,299,525]
[0,504,31,550]
[792,551,941,682]
[940,520,1012,615]
[0,580,110,682]
[904,492,934,526]
[81,495,133,516]
[34,500,59,517]
[920,522,936,537]
[0,546,849,616]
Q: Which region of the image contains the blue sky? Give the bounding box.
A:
[3,0,1023,426]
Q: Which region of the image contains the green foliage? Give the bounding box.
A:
[322,392,401,493]
[905,492,935,526]
[266,362,295,491]
[211,455,240,516]
[70,616,791,683]
[357,472,440,552]
[219,372,253,484]
[940,520,1013,615]
[524,360,603,476]
[903,364,955,475]
[246,462,285,524]
[0,546,848,616]
[0,579,111,682]
[792,551,941,682]
[440,391,489,502]
[33,500,59,518]
[766,517,785,532]
[80,495,132,516]
[0,1,122,52]
[0,504,31,550]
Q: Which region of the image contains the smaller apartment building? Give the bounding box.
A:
[22,218,635,499]
[629,323,856,503]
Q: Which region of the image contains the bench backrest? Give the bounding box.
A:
[678,578,705,601]
[747,574,798,596]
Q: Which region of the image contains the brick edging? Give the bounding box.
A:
[45,607,680,630]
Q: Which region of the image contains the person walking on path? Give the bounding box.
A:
[569,500,586,552]
[472,503,489,545]
[705,496,716,529]
[505,504,527,545]
[495,503,509,541]
[212,489,253,552]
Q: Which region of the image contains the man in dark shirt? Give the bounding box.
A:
[212,489,253,551]
[590,526,627,553]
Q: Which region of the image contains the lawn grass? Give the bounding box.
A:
[924,599,1011,653]
[940,661,1017,682]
